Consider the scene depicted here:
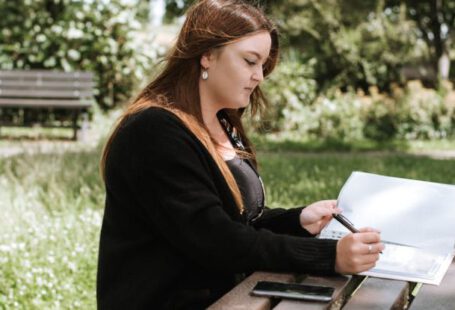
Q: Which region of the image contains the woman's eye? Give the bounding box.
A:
[245,59,256,66]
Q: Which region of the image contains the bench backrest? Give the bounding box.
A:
[0,70,94,108]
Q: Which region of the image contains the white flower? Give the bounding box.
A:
[67,28,84,39]
[0,244,11,252]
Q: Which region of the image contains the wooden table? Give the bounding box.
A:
[209,259,455,310]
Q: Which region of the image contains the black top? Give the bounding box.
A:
[225,156,264,223]
[220,110,265,223]
[97,107,338,309]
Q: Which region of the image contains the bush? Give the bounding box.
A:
[259,61,455,143]
[260,55,318,132]
[0,0,159,110]
[395,81,455,139]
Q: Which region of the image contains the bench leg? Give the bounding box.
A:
[72,111,79,141]
[79,113,89,142]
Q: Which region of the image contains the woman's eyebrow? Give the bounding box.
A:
[245,51,263,60]
[245,51,268,63]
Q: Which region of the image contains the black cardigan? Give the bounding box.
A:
[97,107,338,309]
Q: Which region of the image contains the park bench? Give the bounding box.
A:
[0,70,94,140]
[209,258,455,309]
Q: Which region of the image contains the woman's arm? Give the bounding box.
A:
[251,200,339,237]
[117,108,338,275]
[251,206,314,237]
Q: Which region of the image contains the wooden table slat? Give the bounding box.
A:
[343,277,409,310]
[411,259,455,310]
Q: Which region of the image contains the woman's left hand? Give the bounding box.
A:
[300,200,340,235]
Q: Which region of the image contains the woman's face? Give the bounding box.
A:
[200,31,272,110]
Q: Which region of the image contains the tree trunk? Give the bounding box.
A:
[438,51,450,80]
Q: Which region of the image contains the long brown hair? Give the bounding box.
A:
[101,0,280,214]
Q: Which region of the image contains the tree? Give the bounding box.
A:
[268,0,416,92]
[160,0,420,91]
[393,0,455,81]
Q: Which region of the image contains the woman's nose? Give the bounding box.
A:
[252,68,264,82]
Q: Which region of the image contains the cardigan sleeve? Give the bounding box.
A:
[252,206,315,237]
[122,108,337,275]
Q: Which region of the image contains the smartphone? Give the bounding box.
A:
[250,281,334,302]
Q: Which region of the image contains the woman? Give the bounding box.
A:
[97,0,384,308]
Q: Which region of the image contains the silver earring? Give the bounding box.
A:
[202,69,208,80]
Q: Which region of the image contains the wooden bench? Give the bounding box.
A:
[209,258,455,309]
[0,70,95,140]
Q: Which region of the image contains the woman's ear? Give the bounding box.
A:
[200,51,212,69]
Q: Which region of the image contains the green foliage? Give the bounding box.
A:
[260,54,318,132]
[261,56,455,142]
[269,0,418,91]
[0,0,157,109]
[398,0,455,81]
[163,0,194,23]
[395,81,455,139]
[363,103,398,141]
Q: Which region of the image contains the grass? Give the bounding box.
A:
[0,147,104,309]
[260,152,455,208]
[1,115,455,308]
[250,132,455,153]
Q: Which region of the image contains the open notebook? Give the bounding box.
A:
[319,171,455,285]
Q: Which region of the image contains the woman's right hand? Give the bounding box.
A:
[335,227,385,274]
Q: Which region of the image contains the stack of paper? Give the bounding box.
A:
[319,171,455,285]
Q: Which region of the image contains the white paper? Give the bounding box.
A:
[319,171,455,285]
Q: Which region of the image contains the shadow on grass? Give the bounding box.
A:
[0,126,76,141]
[251,135,411,153]
[0,133,74,141]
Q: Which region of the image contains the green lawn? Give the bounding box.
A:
[1,143,455,308]
[260,152,455,208]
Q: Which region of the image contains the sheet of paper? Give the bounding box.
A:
[361,243,454,285]
[319,171,455,285]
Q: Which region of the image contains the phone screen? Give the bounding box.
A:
[251,281,334,302]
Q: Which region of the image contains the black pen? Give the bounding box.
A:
[332,213,360,233]
[332,213,383,254]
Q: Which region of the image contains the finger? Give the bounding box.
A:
[357,262,377,273]
[363,243,384,255]
[320,216,334,228]
[318,200,338,210]
[332,206,342,215]
[315,204,337,217]
[357,252,380,264]
[358,227,381,234]
[357,232,381,244]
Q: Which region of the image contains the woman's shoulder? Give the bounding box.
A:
[109,106,192,151]
[123,106,183,131]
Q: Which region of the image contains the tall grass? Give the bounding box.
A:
[0,147,104,309]
[1,142,455,308]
